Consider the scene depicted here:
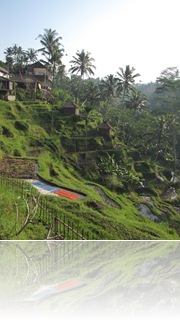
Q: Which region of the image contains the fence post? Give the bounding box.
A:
[59,214,62,235]
[76,222,79,240]
[54,215,58,235]
[63,215,66,239]
[67,219,70,239]
[72,222,74,240]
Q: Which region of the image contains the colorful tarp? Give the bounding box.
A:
[26,179,83,200]
[25,280,86,302]
[54,189,81,200]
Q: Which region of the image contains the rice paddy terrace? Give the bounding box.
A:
[0,100,180,240]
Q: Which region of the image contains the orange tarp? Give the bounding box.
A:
[54,189,81,200]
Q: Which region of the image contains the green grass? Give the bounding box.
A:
[0,182,47,239]
[0,100,180,239]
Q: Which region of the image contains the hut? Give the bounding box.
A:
[62,101,80,116]
[98,121,112,137]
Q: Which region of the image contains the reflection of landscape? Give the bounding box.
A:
[0,241,180,320]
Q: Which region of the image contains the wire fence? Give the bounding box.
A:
[0,174,90,240]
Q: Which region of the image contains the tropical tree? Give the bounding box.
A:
[4,44,27,72]
[82,80,101,107]
[116,65,140,104]
[155,67,180,172]
[38,28,63,60]
[155,67,180,112]
[100,74,117,101]
[67,75,83,102]
[152,114,176,161]
[124,88,148,112]
[53,64,67,89]
[116,65,140,140]
[157,66,179,81]
[4,47,14,70]
[26,48,38,63]
[98,74,118,119]
[69,49,96,78]
[48,48,64,79]
[37,28,64,83]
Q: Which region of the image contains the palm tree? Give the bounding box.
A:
[82,81,101,107]
[26,48,38,63]
[116,65,140,103]
[124,88,148,113]
[116,65,140,140]
[12,45,26,67]
[4,47,14,72]
[47,47,64,80]
[4,45,26,72]
[155,68,180,173]
[69,49,96,78]
[98,74,117,119]
[38,28,63,61]
[37,28,64,84]
[100,74,117,101]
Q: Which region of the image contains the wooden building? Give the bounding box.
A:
[0,67,15,100]
[27,61,52,89]
[62,101,80,116]
[10,73,40,90]
[98,121,112,137]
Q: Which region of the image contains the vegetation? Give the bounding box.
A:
[0,28,180,240]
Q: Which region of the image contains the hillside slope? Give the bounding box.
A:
[0,100,180,240]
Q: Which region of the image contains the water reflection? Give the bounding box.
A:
[0,240,179,320]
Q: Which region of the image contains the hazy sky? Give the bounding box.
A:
[1,0,180,83]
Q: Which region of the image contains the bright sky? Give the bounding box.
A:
[0,0,180,83]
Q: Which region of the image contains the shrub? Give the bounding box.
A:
[14,120,29,131]
[2,126,14,138]
[105,174,124,191]
[13,149,21,157]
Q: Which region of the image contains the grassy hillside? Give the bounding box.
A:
[0,100,180,240]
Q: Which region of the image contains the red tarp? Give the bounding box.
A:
[54,189,81,200]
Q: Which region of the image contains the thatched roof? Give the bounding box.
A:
[98,121,112,129]
[27,61,45,68]
[10,73,40,84]
[0,66,9,74]
[63,101,79,109]
[0,76,10,82]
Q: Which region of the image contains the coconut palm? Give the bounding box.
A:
[100,74,117,101]
[82,81,101,106]
[48,47,64,78]
[26,48,38,63]
[37,28,64,84]
[69,49,96,78]
[116,65,140,140]
[38,28,63,61]
[98,74,117,119]
[4,47,14,72]
[124,88,148,112]
[13,45,26,66]
[116,65,140,103]
[4,44,26,72]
